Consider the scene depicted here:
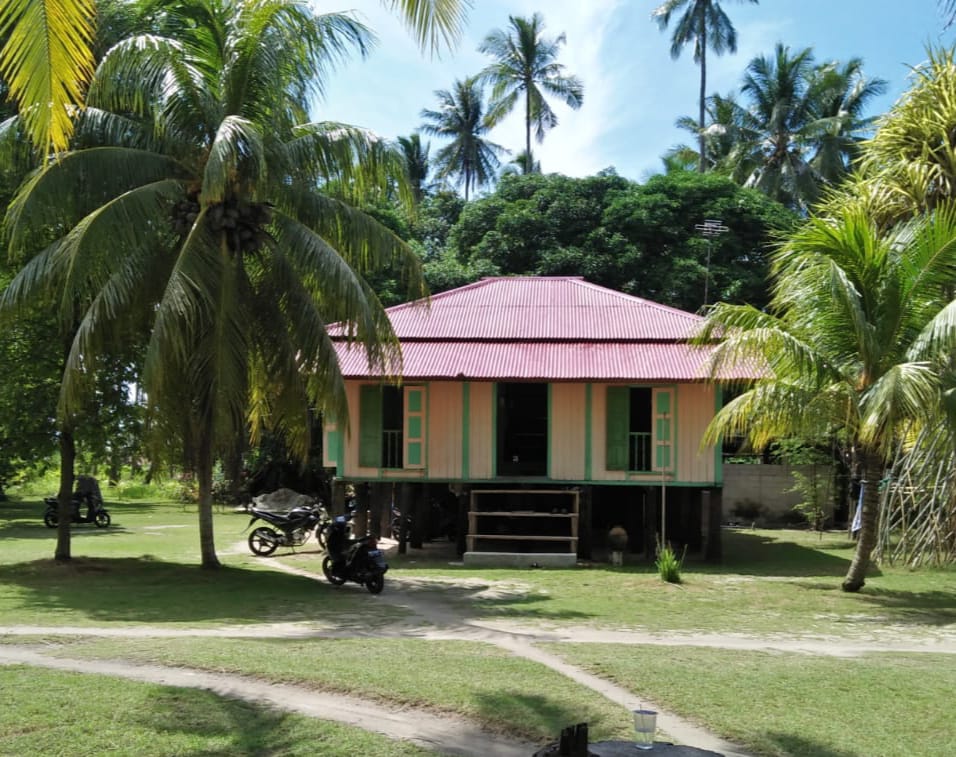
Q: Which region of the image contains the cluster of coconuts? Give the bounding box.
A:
[171,192,273,254]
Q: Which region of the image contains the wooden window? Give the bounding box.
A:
[605,386,674,473]
[358,384,426,470]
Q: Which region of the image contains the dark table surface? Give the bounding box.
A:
[534,741,723,756]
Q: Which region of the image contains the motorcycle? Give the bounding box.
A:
[246,500,329,556]
[43,476,111,529]
[322,516,388,594]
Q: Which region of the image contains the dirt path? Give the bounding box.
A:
[5,554,954,757]
[0,645,534,757]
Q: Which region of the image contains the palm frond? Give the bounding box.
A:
[4,147,190,258]
[384,0,470,55]
[202,115,266,203]
[0,0,95,156]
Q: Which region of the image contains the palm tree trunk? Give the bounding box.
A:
[525,85,533,175]
[196,424,220,569]
[54,424,75,561]
[842,450,882,592]
[698,22,707,173]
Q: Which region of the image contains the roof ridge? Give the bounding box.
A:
[568,279,704,321]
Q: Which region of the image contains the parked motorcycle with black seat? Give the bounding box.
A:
[246,500,328,556]
[322,517,388,594]
[44,475,111,528]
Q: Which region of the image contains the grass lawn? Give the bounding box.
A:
[0,666,434,757]
[544,644,955,757]
[30,636,633,743]
[3,492,956,756]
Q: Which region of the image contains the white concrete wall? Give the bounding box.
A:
[723,463,835,522]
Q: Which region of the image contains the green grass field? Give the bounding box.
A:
[2,489,955,756]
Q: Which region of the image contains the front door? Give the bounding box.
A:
[496,383,548,476]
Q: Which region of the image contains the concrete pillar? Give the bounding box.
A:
[456,487,469,557]
[577,487,592,560]
[410,483,428,549]
[398,482,412,554]
[643,486,658,559]
[353,482,370,537]
[331,479,347,517]
[704,487,723,562]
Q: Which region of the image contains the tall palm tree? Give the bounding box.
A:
[652,0,758,173]
[478,13,583,175]
[0,0,469,157]
[0,0,425,569]
[700,204,956,591]
[420,77,506,200]
[722,44,885,210]
[397,132,431,203]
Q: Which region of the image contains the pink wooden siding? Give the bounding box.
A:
[468,382,494,479]
[550,384,586,480]
[426,382,463,480]
[676,383,716,482]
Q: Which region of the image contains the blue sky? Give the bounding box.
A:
[315,1,953,184]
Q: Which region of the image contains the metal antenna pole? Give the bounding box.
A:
[693,219,729,308]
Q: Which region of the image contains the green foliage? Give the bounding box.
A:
[448,171,795,311]
[787,468,832,532]
[655,539,685,583]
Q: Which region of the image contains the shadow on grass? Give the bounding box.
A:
[856,587,956,627]
[764,732,861,757]
[0,499,177,540]
[0,556,381,626]
[473,691,609,742]
[705,530,863,578]
[141,688,300,754]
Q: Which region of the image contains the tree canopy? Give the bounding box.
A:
[444,170,795,311]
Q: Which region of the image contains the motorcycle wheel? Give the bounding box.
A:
[94,511,111,528]
[248,527,279,556]
[315,525,328,551]
[322,556,346,586]
[365,574,385,594]
[43,511,58,528]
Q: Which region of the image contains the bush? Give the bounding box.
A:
[655,540,686,584]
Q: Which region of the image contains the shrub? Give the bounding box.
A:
[655,540,686,584]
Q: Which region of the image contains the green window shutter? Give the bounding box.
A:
[606,386,629,471]
[653,388,674,472]
[325,430,340,466]
[404,386,426,469]
[359,385,382,468]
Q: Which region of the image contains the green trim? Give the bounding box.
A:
[714,385,723,485]
[461,382,470,481]
[671,384,679,475]
[584,384,593,480]
[342,475,718,487]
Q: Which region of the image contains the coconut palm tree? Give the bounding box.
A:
[420,77,506,200]
[718,44,885,210]
[397,132,432,203]
[652,0,758,173]
[0,0,469,157]
[700,204,956,591]
[0,0,427,569]
[478,13,583,175]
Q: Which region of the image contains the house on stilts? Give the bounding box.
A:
[324,276,730,566]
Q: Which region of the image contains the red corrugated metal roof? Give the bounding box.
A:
[330,277,732,382]
[334,341,718,381]
[331,277,703,341]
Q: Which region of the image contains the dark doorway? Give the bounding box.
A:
[497,383,548,476]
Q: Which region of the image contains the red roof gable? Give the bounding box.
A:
[332,277,719,382]
[379,276,702,341]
